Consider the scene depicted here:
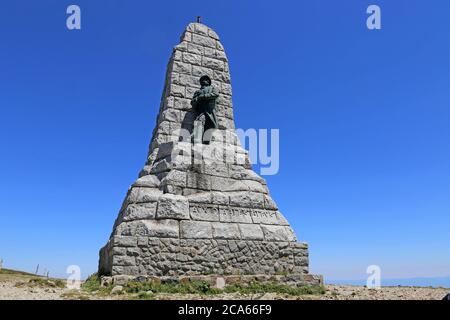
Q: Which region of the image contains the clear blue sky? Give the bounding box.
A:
[0,0,449,282]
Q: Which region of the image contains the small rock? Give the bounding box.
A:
[100,276,113,287]
[111,285,123,295]
[214,277,226,290]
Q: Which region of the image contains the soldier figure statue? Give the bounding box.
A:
[190,75,219,144]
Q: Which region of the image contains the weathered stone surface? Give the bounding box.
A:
[112,235,137,247]
[115,220,179,238]
[132,175,160,188]
[156,193,189,220]
[127,187,163,204]
[99,22,318,282]
[219,206,253,224]
[238,224,264,240]
[192,33,216,48]
[229,192,264,208]
[183,52,202,66]
[211,192,229,205]
[212,222,240,240]
[187,192,211,203]
[243,180,268,193]
[250,209,281,225]
[261,225,297,242]
[189,204,220,221]
[122,203,157,221]
[161,170,187,188]
[263,194,278,210]
[186,172,211,190]
[180,221,212,239]
[275,211,290,226]
[103,234,311,276]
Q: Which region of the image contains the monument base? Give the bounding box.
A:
[99,236,312,277]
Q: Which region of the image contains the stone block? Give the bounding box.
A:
[169,84,185,98]
[193,23,208,36]
[113,236,137,247]
[243,180,268,194]
[183,52,202,66]
[202,56,225,71]
[185,86,197,99]
[204,47,227,62]
[263,194,278,210]
[180,221,213,239]
[213,70,230,84]
[160,108,182,123]
[187,192,212,203]
[132,175,160,188]
[250,209,280,225]
[192,65,214,78]
[211,192,229,205]
[178,74,200,88]
[186,172,211,190]
[161,170,187,188]
[189,204,220,221]
[261,225,297,242]
[180,31,192,43]
[219,206,253,224]
[172,61,192,75]
[212,222,240,240]
[187,43,204,55]
[112,247,127,256]
[211,177,247,192]
[238,224,264,240]
[116,220,179,238]
[173,97,191,110]
[229,191,264,208]
[122,203,157,221]
[276,211,290,226]
[192,34,216,48]
[202,162,229,177]
[127,187,163,204]
[157,193,189,220]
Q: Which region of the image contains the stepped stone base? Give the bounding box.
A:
[99,138,312,278]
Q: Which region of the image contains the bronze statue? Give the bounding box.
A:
[191,75,219,144]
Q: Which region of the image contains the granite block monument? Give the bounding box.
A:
[99,22,322,286]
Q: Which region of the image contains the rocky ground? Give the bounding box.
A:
[0,270,448,300]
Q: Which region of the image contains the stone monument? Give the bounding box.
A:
[99,22,322,286]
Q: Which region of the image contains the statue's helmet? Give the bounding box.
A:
[199,75,212,85]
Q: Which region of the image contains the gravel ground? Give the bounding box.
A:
[0,275,67,300]
[0,273,448,300]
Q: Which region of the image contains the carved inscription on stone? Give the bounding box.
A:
[189,204,281,225]
[189,204,220,221]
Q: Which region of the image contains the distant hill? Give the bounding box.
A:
[0,268,37,277]
[328,276,450,288]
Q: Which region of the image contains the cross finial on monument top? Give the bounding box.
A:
[196,16,202,23]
